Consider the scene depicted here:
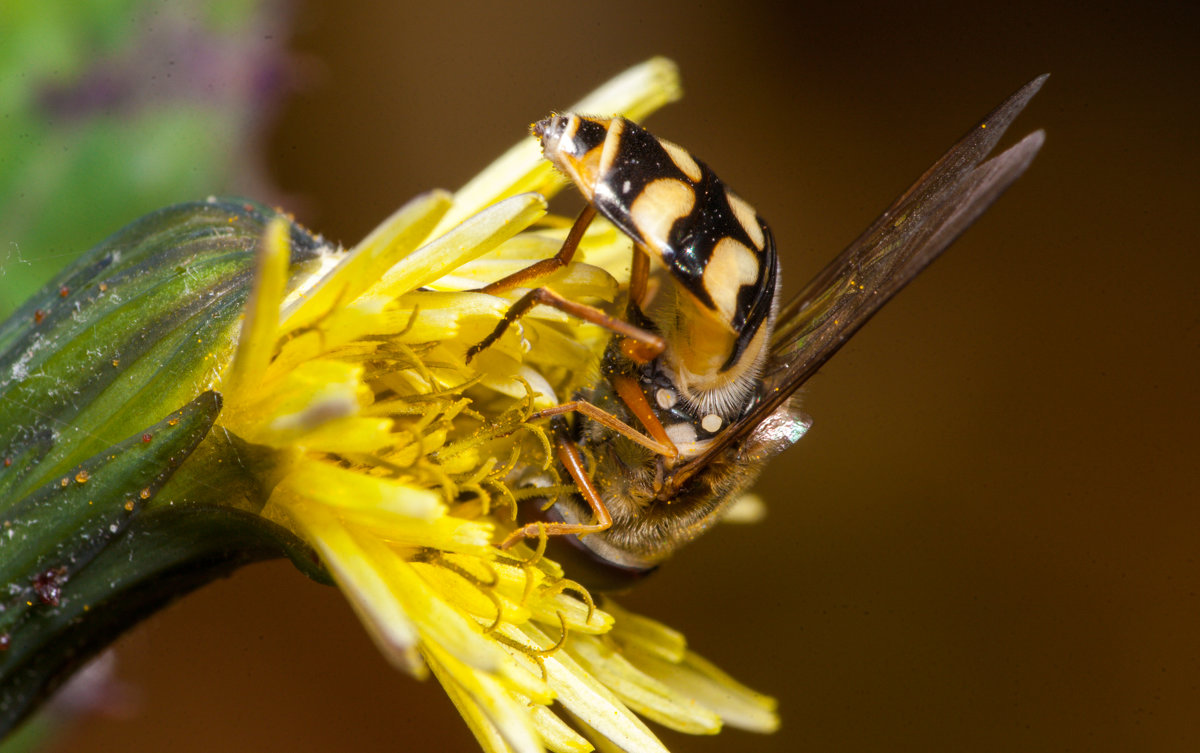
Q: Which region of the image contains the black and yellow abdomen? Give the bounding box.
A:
[534,114,778,395]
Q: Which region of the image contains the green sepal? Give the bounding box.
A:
[0,391,221,634]
[0,198,328,503]
[0,201,335,737]
[0,389,325,734]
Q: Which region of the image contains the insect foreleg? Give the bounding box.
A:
[477,205,597,295]
[465,286,665,363]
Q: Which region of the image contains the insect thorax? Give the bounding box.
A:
[537,112,779,387]
[542,354,804,574]
[530,335,760,571]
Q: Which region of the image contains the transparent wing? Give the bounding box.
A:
[674,75,1046,479]
[766,75,1046,392]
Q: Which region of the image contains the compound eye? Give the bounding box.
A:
[533,115,566,146]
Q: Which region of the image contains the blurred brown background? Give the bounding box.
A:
[61,1,1199,751]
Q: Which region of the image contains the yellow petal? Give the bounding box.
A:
[602,600,687,663]
[280,190,452,333]
[525,696,594,753]
[280,462,443,520]
[507,623,668,753]
[274,416,394,454]
[286,500,424,675]
[623,648,780,734]
[409,560,534,631]
[565,634,722,735]
[352,533,508,675]
[224,218,290,397]
[526,587,612,636]
[364,193,547,302]
[425,644,541,753]
[332,508,493,555]
[229,359,370,442]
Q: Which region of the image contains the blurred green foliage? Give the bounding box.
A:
[0,0,283,318]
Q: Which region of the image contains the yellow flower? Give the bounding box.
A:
[214,58,778,752]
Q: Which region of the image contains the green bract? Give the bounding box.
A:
[0,198,326,732]
[0,199,325,495]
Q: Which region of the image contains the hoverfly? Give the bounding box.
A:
[469,76,1046,586]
